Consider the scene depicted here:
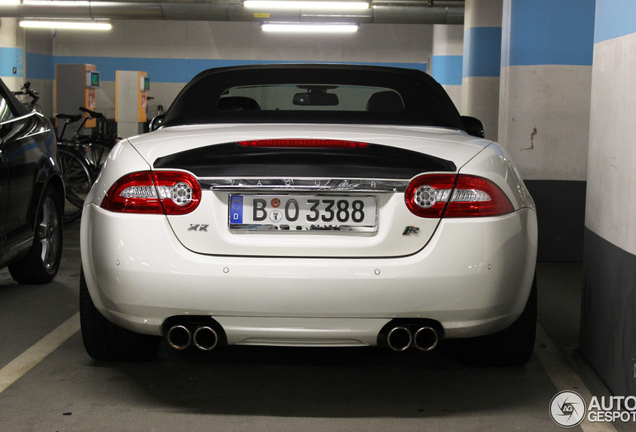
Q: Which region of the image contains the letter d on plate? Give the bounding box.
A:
[230,195,243,224]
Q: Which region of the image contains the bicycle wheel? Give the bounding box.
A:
[78,135,117,177]
[85,141,113,175]
[57,146,94,223]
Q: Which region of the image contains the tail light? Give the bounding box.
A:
[101,171,201,215]
[238,139,369,149]
[405,174,513,218]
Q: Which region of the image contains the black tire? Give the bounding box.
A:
[8,185,63,284]
[458,275,537,367]
[57,146,94,224]
[80,269,160,361]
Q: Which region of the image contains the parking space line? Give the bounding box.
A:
[0,313,80,394]
[535,324,617,432]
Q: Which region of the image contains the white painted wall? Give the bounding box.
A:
[24,29,54,116]
[464,0,502,28]
[498,65,591,180]
[462,76,499,139]
[585,32,636,256]
[432,24,464,57]
[461,0,502,141]
[432,24,463,109]
[0,18,24,91]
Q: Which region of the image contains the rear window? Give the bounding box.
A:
[219,84,402,112]
[162,65,463,129]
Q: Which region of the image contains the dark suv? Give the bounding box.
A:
[0,78,64,284]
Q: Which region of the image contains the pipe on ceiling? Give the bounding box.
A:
[0,1,464,25]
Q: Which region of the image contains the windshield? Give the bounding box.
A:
[162,64,463,129]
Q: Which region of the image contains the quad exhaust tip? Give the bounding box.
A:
[193,326,219,351]
[166,319,439,353]
[167,324,220,351]
[387,326,413,352]
[386,324,440,352]
[167,324,192,350]
[413,326,439,352]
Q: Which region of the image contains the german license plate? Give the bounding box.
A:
[229,194,378,232]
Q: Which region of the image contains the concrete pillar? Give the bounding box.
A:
[0,18,24,90]
[431,24,463,110]
[23,30,55,117]
[499,0,595,262]
[461,0,502,141]
[581,0,636,397]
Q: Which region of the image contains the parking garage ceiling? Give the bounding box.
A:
[0,0,465,24]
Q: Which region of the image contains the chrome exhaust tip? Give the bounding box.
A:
[167,324,192,350]
[387,326,412,352]
[192,326,219,351]
[413,326,439,352]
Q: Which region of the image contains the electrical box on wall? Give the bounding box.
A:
[56,64,98,130]
[141,76,150,92]
[116,71,149,138]
[86,70,100,89]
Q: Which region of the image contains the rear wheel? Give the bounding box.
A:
[458,275,537,367]
[80,270,160,361]
[8,185,63,284]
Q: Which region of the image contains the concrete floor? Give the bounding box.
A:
[0,222,632,431]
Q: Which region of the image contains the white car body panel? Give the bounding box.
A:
[80,66,538,351]
[81,180,537,346]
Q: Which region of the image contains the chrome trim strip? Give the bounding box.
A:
[228,224,378,233]
[201,178,409,193]
[0,111,36,125]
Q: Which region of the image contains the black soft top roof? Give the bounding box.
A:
[161,63,463,130]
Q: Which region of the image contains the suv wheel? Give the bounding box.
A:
[8,185,63,284]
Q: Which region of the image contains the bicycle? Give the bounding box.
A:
[12,81,42,112]
[56,107,119,223]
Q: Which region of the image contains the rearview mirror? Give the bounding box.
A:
[293,90,339,106]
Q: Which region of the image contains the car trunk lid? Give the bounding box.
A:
[129,124,489,258]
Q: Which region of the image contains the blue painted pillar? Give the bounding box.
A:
[581,0,636,397]
[0,18,24,90]
[462,0,502,141]
[431,24,463,110]
[499,0,595,262]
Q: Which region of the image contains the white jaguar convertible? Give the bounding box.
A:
[79,64,537,366]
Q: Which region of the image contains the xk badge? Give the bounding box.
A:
[403,226,420,236]
[188,224,209,232]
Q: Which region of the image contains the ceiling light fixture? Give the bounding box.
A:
[245,1,369,10]
[262,23,359,33]
[19,20,112,30]
[22,0,90,5]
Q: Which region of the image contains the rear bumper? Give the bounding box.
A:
[80,204,537,346]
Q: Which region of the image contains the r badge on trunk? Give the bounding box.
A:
[403,226,420,236]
